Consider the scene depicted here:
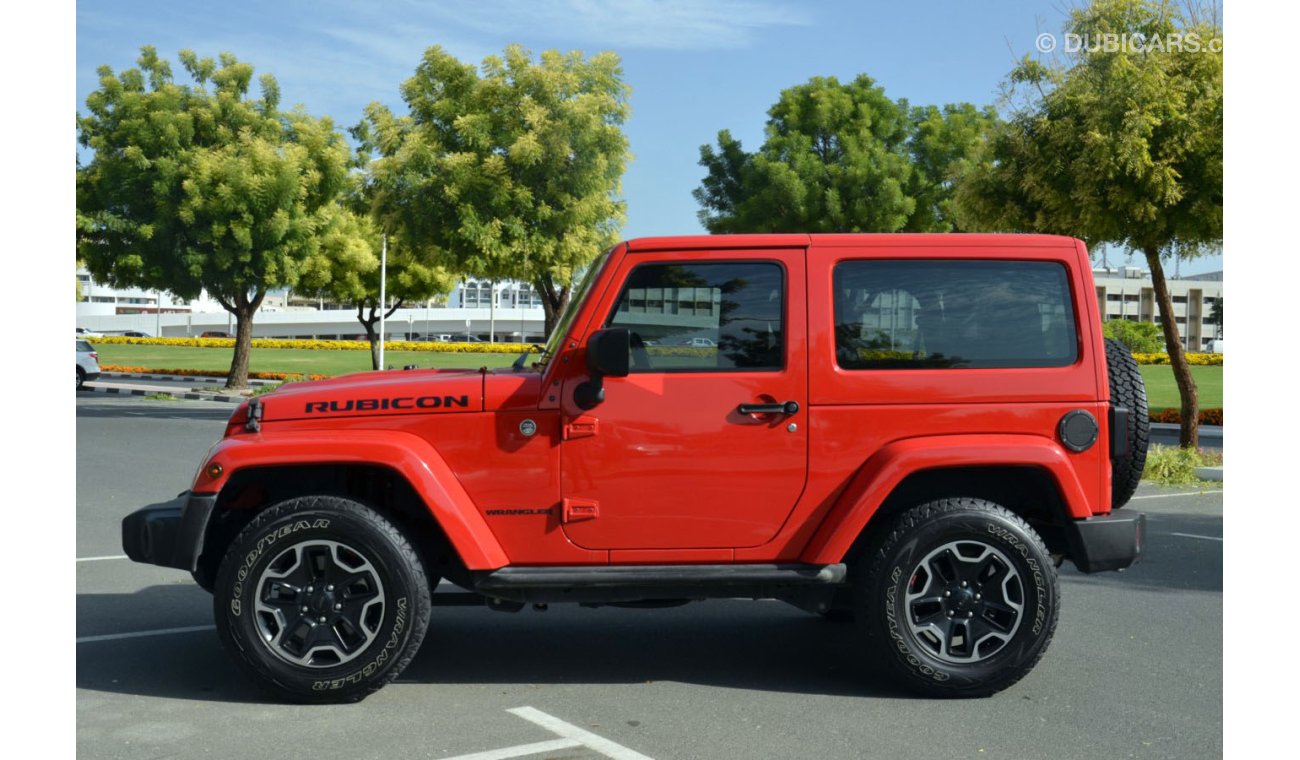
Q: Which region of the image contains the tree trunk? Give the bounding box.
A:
[357,303,381,370]
[1143,247,1199,448]
[356,298,404,371]
[537,275,570,338]
[223,290,265,390]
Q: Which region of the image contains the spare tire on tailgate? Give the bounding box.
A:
[1104,338,1150,508]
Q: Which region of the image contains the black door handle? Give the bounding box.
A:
[738,400,799,416]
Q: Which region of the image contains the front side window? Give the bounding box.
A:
[833,260,1078,369]
[606,261,784,372]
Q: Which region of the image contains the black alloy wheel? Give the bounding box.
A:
[213,495,432,703]
[856,498,1059,698]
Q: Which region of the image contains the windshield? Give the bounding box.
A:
[539,246,615,366]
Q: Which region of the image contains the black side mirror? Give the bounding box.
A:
[586,328,630,378]
[574,328,630,409]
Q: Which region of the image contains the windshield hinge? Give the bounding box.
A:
[245,397,263,433]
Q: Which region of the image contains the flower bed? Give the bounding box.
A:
[1149,407,1223,426]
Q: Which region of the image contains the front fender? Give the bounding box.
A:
[800,434,1091,565]
[192,430,510,570]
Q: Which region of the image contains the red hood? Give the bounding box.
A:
[258,368,542,422]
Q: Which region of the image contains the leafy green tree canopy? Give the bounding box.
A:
[356,44,631,333]
[954,0,1221,446]
[77,47,355,387]
[299,202,456,369]
[694,75,997,234]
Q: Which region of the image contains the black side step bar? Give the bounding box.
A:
[471,563,847,604]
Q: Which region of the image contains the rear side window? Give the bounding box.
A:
[833,260,1077,369]
[76,340,93,352]
[605,261,784,372]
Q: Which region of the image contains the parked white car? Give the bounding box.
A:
[76,339,100,390]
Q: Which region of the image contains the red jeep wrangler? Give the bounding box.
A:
[123,234,1148,702]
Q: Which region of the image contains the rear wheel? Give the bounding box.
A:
[856,498,1059,698]
[213,495,432,703]
[1104,338,1150,508]
[77,367,86,390]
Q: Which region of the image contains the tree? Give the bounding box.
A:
[1103,319,1163,353]
[77,47,353,388]
[693,75,997,234]
[355,44,631,335]
[954,0,1221,447]
[1208,296,1222,339]
[299,204,455,369]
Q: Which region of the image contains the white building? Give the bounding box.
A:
[75,269,547,342]
[1092,267,1222,352]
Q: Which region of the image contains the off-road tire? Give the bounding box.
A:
[1104,338,1150,508]
[856,498,1060,698]
[213,495,432,703]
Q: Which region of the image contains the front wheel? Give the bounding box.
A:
[213,496,432,703]
[856,498,1059,698]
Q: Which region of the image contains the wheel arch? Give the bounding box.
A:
[190,431,508,589]
[801,435,1092,566]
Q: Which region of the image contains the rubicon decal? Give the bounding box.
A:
[304,395,472,413]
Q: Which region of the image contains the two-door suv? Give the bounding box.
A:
[124,234,1148,702]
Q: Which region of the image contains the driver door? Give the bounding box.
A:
[559,248,808,551]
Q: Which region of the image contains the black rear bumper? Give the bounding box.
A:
[121,492,217,571]
[1065,511,1146,573]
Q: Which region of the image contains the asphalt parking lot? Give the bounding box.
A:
[76,395,1223,759]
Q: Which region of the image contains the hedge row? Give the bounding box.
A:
[91,335,530,354]
[101,364,329,382]
[91,336,1224,365]
[1133,352,1222,366]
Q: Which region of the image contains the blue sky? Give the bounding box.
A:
[76,0,1221,274]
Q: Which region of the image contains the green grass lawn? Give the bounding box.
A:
[95,343,1222,409]
[96,343,519,377]
[1140,365,1222,410]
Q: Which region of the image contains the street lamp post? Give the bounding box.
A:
[489,279,496,343]
[378,234,388,369]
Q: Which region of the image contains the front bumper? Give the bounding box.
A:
[121,491,217,571]
[1065,511,1146,573]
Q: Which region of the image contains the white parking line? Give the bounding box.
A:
[1170,532,1223,542]
[438,738,582,760]
[441,707,655,760]
[76,555,128,562]
[1130,490,1223,500]
[509,707,655,760]
[76,625,215,644]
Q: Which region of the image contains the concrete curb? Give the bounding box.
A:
[80,383,247,404]
[1193,466,1224,482]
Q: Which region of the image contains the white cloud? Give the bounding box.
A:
[387,0,810,52]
